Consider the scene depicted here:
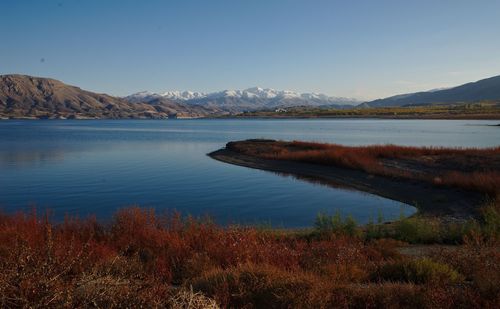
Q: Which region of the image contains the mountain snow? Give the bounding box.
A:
[124,91,162,103]
[161,90,207,100]
[128,87,359,104]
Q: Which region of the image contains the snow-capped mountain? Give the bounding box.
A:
[124,91,163,103]
[154,87,358,103]
[125,87,360,113]
[162,90,207,101]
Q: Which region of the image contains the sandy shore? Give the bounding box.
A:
[208,148,483,220]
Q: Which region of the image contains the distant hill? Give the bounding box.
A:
[4,74,499,119]
[365,75,500,107]
[125,87,360,113]
[0,75,216,119]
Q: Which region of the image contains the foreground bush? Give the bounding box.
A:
[191,264,322,308]
[0,207,499,308]
[372,258,463,284]
[314,212,359,237]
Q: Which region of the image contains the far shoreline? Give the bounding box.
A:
[2,115,500,121]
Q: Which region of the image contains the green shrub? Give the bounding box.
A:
[393,217,441,243]
[314,212,360,237]
[364,217,479,244]
[439,220,479,244]
[364,212,389,240]
[480,201,500,239]
[372,258,463,284]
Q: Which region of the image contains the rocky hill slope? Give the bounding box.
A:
[0,75,217,119]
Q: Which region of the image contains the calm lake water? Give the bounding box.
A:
[0,119,498,227]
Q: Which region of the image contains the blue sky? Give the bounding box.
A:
[1,0,499,99]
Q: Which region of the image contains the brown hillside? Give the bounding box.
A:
[0,74,216,119]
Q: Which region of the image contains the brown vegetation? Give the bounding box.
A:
[226,140,500,201]
[1,207,499,308]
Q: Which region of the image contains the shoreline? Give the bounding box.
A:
[2,114,500,121]
[2,118,500,122]
[215,114,500,120]
[208,148,484,221]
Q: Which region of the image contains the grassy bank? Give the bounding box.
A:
[226,140,500,207]
[1,206,499,308]
[234,102,500,119]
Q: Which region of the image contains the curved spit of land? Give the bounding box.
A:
[209,140,500,220]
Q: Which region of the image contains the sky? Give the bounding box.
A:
[1,0,500,100]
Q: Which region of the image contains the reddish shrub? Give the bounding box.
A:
[0,207,499,307]
[228,140,500,199]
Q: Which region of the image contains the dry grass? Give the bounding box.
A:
[168,287,220,309]
[227,140,500,198]
[0,207,499,308]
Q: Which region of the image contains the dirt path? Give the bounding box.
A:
[208,148,483,220]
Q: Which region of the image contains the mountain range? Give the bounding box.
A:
[125,87,361,113]
[1,74,500,119]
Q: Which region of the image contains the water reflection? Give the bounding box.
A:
[0,149,66,168]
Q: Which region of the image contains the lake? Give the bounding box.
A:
[0,119,498,227]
